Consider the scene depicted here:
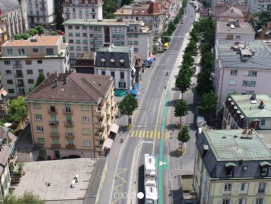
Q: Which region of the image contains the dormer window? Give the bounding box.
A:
[101,58,105,67]
[260,161,271,176]
[120,59,124,68]
[110,59,115,67]
[225,162,236,177]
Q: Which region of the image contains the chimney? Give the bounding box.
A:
[47,72,50,78]
[99,80,102,86]
[55,71,59,78]
[54,78,58,87]
[259,100,264,109]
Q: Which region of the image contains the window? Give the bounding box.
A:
[37,138,45,144]
[243,81,256,87]
[75,26,80,29]
[128,41,133,45]
[5,70,12,75]
[226,166,234,177]
[76,40,81,44]
[110,61,115,67]
[68,26,73,29]
[38,69,43,73]
[27,70,33,75]
[244,71,257,76]
[36,126,44,132]
[33,48,39,53]
[68,139,74,146]
[33,103,41,109]
[4,61,10,65]
[84,140,91,146]
[238,199,246,204]
[82,116,89,123]
[241,183,245,191]
[7,49,13,56]
[134,34,138,38]
[128,34,133,38]
[224,184,232,191]
[83,39,87,44]
[134,48,138,52]
[81,104,89,111]
[102,71,106,75]
[83,128,90,135]
[119,82,126,88]
[230,70,238,76]
[222,199,230,204]
[83,47,88,51]
[134,41,138,45]
[26,60,32,65]
[35,114,42,121]
[53,139,59,145]
[260,164,269,176]
[120,72,125,79]
[68,33,73,37]
[46,48,54,55]
[256,199,264,204]
[229,80,236,86]
[7,80,13,85]
[18,48,25,56]
[28,79,34,84]
[76,33,80,37]
[261,119,265,126]
[65,104,71,113]
[37,60,42,64]
[82,25,87,29]
[101,61,105,66]
[111,72,115,79]
[70,46,74,50]
[8,89,14,94]
[258,183,266,193]
[69,39,74,44]
[76,46,81,51]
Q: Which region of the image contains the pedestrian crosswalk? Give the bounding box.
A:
[130,130,169,139]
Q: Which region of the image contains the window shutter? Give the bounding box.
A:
[221,184,225,195]
[237,184,241,194]
[244,183,248,194]
[253,199,256,204]
[255,183,259,194]
[242,198,246,204]
[265,183,269,193]
[263,198,266,204]
[229,199,232,204]
[231,184,235,194]
[66,115,72,120]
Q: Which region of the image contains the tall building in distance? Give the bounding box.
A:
[0,35,69,97]
[25,72,117,159]
[26,0,55,28]
[63,0,103,21]
[194,129,271,204]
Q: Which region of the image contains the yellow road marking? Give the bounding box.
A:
[154,131,157,139]
[139,130,142,138]
[142,131,146,138]
[165,132,168,139]
[162,132,164,139]
[146,131,149,138]
[150,131,153,138]
[135,130,138,137]
[131,130,135,137]
[116,175,126,183]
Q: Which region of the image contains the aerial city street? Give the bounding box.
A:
[1,0,271,204]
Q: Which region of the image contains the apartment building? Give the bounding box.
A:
[63,0,103,21]
[26,0,55,28]
[0,0,28,39]
[194,129,271,204]
[25,72,117,159]
[215,40,271,108]
[247,0,271,13]
[95,45,136,91]
[63,18,152,62]
[216,21,255,41]
[0,35,69,97]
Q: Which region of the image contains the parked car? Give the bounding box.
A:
[57,30,65,35]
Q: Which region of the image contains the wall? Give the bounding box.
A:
[216,32,255,41]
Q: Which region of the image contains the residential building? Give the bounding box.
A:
[14,157,107,204]
[0,127,17,202]
[0,35,69,97]
[0,12,7,53]
[215,5,245,22]
[0,85,8,119]
[63,0,103,21]
[26,0,55,28]
[73,52,95,74]
[216,20,255,41]
[247,0,271,13]
[214,40,271,108]
[194,129,271,204]
[63,18,152,62]
[0,0,28,39]
[95,45,136,91]
[256,21,271,39]
[25,72,117,159]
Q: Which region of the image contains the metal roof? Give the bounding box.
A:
[97,46,131,53]
[217,40,271,70]
[63,19,140,26]
[230,95,271,118]
[203,129,271,161]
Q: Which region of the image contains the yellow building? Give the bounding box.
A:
[194,129,271,204]
[25,72,117,159]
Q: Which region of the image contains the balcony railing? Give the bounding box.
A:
[13,63,22,68]
[50,132,60,137]
[65,133,75,138]
[16,83,25,87]
[64,121,74,127]
[40,7,46,10]
[51,144,61,149]
[48,108,58,114]
[63,109,73,114]
[49,120,59,126]
[14,73,23,78]
[66,145,76,149]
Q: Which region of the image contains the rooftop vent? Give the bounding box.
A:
[234,135,238,138]
[259,100,264,109]
[116,18,123,22]
[250,92,256,100]
[222,136,227,139]
[30,38,38,42]
[99,80,102,86]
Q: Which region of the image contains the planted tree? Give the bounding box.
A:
[55,0,64,30]
[6,96,28,124]
[118,94,138,125]
[35,26,45,35]
[174,99,188,124]
[4,192,45,204]
[195,70,214,96]
[103,0,118,19]
[175,69,191,98]
[35,72,46,88]
[153,44,158,54]
[27,28,39,36]
[198,91,218,119]
[177,125,190,143]
[182,52,194,66]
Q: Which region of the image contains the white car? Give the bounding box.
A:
[196,116,206,128]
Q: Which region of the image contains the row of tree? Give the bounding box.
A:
[162,0,188,43]
[12,26,45,40]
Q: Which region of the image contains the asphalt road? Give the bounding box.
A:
[110,4,196,204]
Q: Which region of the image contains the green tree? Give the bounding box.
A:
[6,96,28,124]
[35,26,45,35]
[3,192,45,204]
[196,70,214,96]
[190,29,200,42]
[12,35,21,40]
[162,31,170,43]
[152,44,158,54]
[118,94,138,125]
[175,69,191,98]
[167,22,176,34]
[201,52,214,72]
[19,33,30,40]
[177,125,190,143]
[27,28,39,36]
[174,99,188,124]
[185,40,197,56]
[182,52,194,66]
[55,0,64,30]
[103,0,118,19]
[35,72,46,88]
[198,91,218,118]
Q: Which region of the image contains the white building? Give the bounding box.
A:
[26,0,55,28]
[63,19,152,63]
[0,35,69,97]
[247,0,271,13]
[63,0,103,21]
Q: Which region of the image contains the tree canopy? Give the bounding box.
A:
[198,91,218,118]
[175,69,191,97]
[6,96,28,124]
[174,99,188,124]
[4,192,45,204]
[118,94,138,117]
[177,125,190,143]
[103,0,118,19]
[35,72,46,88]
[195,70,214,96]
[251,11,271,30]
[55,0,64,30]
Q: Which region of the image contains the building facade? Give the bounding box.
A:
[25,72,117,159]
[215,40,271,108]
[63,19,152,62]
[26,0,55,28]
[63,0,103,21]
[95,45,136,91]
[194,129,271,204]
[0,35,69,98]
[247,0,271,13]
[0,12,7,53]
[0,0,28,39]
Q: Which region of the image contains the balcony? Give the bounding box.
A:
[65,133,75,139]
[16,83,25,87]
[48,108,58,114]
[40,7,46,10]
[64,121,74,127]
[94,122,102,129]
[94,109,102,116]
[51,144,61,149]
[50,132,60,138]
[63,109,73,114]
[14,73,23,78]
[66,145,76,149]
[13,63,22,68]
[49,120,59,126]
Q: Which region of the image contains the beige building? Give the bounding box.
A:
[194,129,271,204]
[25,72,117,159]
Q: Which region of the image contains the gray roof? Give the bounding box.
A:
[203,129,271,161]
[230,94,271,118]
[63,19,140,26]
[216,21,255,34]
[97,46,131,53]
[217,40,271,70]
[0,0,20,13]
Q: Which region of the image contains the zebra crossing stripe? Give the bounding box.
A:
[135,130,138,137]
[131,130,135,137]
[139,130,142,138]
[146,131,149,138]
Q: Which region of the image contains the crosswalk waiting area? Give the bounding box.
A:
[130,130,169,139]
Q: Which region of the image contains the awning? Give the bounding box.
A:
[148,59,153,63]
[135,95,139,100]
[110,123,119,134]
[231,102,234,105]
[225,162,236,167]
[150,54,155,60]
[253,119,260,122]
[234,106,237,109]
[260,161,271,166]
[237,110,241,114]
[131,89,137,95]
[1,89,7,96]
[103,138,113,149]
[114,89,126,97]
[135,84,140,90]
[240,115,244,119]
